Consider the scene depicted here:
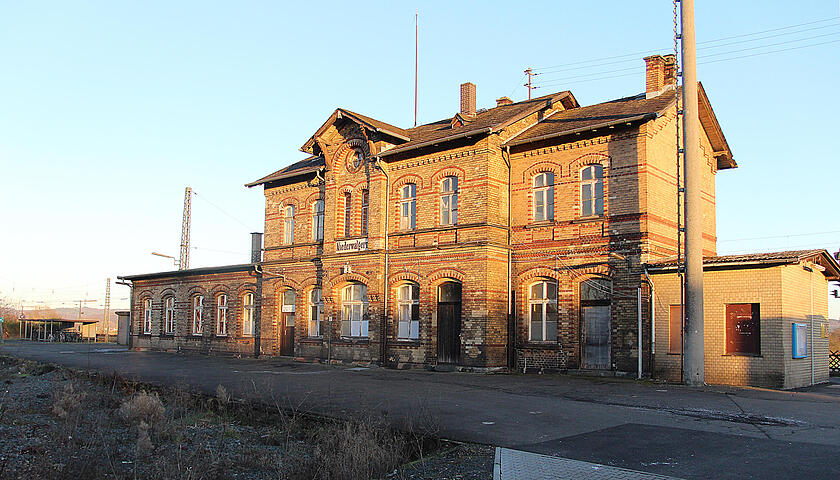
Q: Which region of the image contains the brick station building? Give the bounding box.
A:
[120,55,838,385]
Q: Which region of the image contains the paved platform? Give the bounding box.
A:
[495,448,684,480]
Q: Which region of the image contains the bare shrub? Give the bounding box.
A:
[52,382,86,420]
[281,416,406,480]
[119,390,166,428]
[215,384,231,406]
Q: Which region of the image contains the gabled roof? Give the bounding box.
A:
[505,85,736,170]
[301,108,410,155]
[379,91,579,158]
[504,92,674,147]
[245,155,324,187]
[646,249,840,280]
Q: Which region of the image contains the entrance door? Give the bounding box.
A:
[279,290,296,356]
[437,282,462,364]
[583,305,611,369]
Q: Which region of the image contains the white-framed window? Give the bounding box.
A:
[282,289,296,328]
[341,283,368,337]
[580,165,604,217]
[242,292,255,336]
[283,205,295,245]
[400,183,416,230]
[192,295,203,335]
[343,192,352,237]
[361,190,369,237]
[216,294,228,336]
[397,283,420,340]
[440,176,458,225]
[309,288,323,337]
[164,296,175,334]
[143,298,152,334]
[533,172,555,222]
[529,280,558,342]
[312,200,324,242]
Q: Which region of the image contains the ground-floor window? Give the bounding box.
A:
[668,304,682,354]
[192,295,203,335]
[341,283,368,337]
[397,283,419,339]
[216,294,227,336]
[164,296,175,334]
[242,292,255,336]
[143,298,152,334]
[725,303,760,355]
[529,280,558,342]
[282,289,296,327]
[309,288,323,337]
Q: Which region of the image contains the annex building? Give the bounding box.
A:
[120,55,839,387]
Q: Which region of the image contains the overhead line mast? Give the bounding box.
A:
[180,187,192,271]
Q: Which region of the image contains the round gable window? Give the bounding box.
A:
[346,149,365,173]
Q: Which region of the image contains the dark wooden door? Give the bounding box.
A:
[280,313,294,356]
[437,282,462,364]
[583,305,610,369]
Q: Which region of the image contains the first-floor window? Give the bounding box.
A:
[440,176,458,225]
[242,292,255,336]
[192,295,203,335]
[216,294,228,336]
[361,190,369,236]
[309,288,323,337]
[143,298,152,334]
[580,164,604,217]
[164,296,175,334]
[397,284,420,340]
[529,281,558,342]
[283,205,295,245]
[725,303,760,355]
[341,283,368,337]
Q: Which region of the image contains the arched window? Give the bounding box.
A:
[283,205,295,245]
[397,283,420,340]
[533,172,554,222]
[400,184,416,230]
[580,165,604,217]
[242,292,255,336]
[361,190,369,237]
[164,296,175,334]
[440,176,458,225]
[529,280,558,342]
[143,298,152,334]
[309,288,323,337]
[343,192,352,237]
[312,200,324,242]
[341,283,368,337]
[216,294,228,336]
[192,295,203,335]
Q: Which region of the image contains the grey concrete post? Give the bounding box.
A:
[681,0,705,385]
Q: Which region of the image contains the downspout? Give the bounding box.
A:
[254,264,263,358]
[643,266,656,378]
[638,286,643,379]
[503,146,513,369]
[375,156,390,365]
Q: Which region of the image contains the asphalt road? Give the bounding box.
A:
[3,340,839,479]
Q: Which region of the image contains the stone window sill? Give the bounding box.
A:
[572,215,604,224]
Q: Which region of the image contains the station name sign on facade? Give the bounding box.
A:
[336,238,368,253]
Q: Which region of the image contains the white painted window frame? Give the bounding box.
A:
[283,205,295,245]
[529,280,558,342]
[242,292,255,336]
[400,184,416,230]
[216,294,228,336]
[533,172,555,222]
[192,295,203,335]
[397,283,420,340]
[341,283,368,337]
[164,296,175,334]
[440,176,458,226]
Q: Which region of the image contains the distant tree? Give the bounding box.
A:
[0,295,21,337]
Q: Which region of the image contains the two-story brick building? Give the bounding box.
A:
[120,55,838,385]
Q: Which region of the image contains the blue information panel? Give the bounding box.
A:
[792,323,808,359]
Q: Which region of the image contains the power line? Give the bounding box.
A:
[532,16,839,72]
[719,230,840,243]
[533,28,840,85]
[192,190,258,232]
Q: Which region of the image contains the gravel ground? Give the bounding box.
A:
[0,355,492,479]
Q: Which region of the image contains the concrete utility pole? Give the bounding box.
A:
[681,0,704,385]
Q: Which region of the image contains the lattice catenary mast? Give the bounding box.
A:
[180,187,192,270]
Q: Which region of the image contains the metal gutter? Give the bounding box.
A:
[119,263,255,281]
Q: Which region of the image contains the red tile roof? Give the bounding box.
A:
[646,250,840,279]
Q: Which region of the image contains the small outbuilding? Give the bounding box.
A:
[646,249,840,389]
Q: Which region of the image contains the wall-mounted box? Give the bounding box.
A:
[792,323,808,359]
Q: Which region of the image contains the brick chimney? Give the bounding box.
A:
[496,96,513,107]
[644,54,677,98]
[460,82,476,116]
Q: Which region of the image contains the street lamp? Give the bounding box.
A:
[151,252,180,269]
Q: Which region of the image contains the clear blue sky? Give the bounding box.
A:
[1,1,838,317]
